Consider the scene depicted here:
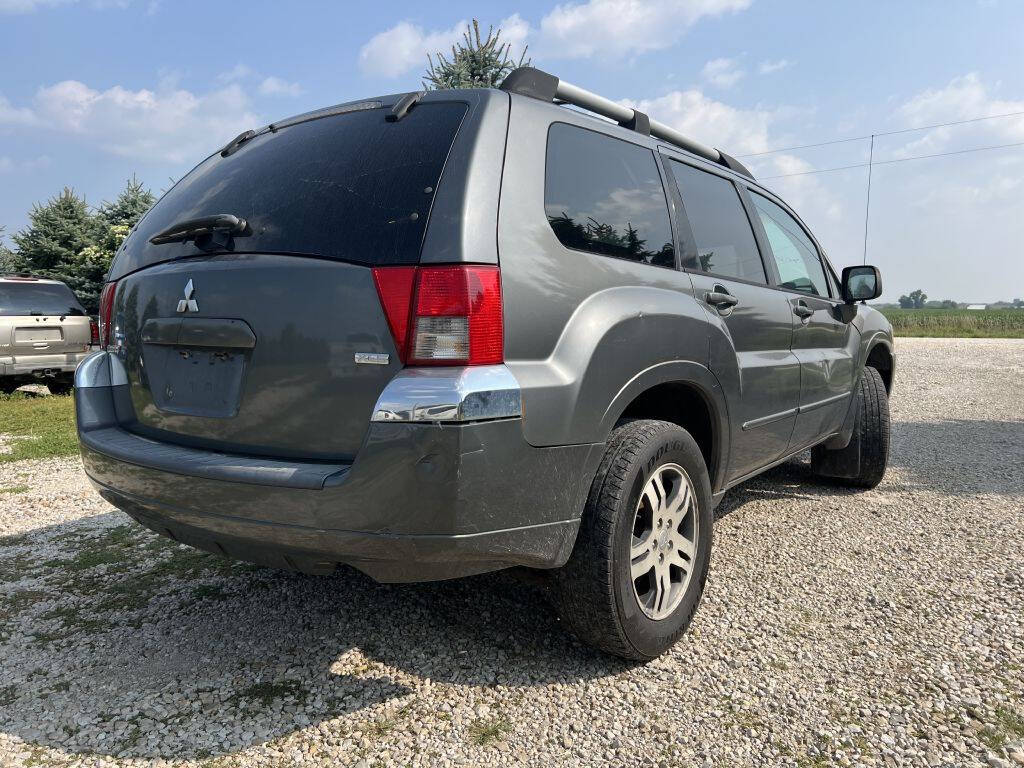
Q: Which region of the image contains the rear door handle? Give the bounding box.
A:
[793,303,814,319]
[705,290,739,309]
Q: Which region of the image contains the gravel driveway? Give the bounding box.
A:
[1,337,1022,768]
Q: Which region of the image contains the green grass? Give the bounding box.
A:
[0,392,77,463]
[880,308,1024,338]
[467,717,511,746]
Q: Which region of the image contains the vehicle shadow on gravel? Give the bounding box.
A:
[713,417,1023,521]
[0,514,629,761]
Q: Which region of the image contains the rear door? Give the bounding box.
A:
[663,157,801,483]
[105,98,472,460]
[0,280,90,360]
[747,189,857,450]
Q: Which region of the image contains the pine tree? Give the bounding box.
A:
[9,179,155,313]
[424,20,529,90]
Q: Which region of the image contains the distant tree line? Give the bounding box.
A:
[0,179,155,313]
[896,289,1024,309]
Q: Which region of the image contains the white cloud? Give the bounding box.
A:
[537,0,751,59]
[358,19,468,78]
[758,58,791,74]
[217,64,254,84]
[0,94,38,126]
[358,16,529,78]
[0,0,71,11]
[624,88,774,154]
[701,57,744,88]
[0,0,131,11]
[0,154,51,172]
[893,72,1024,157]
[258,76,303,97]
[9,80,261,163]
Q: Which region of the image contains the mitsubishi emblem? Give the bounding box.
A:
[176,279,199,313]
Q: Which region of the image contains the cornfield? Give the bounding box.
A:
[880,309,1024,338]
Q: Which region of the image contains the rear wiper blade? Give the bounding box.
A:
[149,214,249,246]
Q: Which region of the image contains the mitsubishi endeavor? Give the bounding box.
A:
[75,68,894,660]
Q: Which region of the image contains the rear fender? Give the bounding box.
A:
[508,285,713,448]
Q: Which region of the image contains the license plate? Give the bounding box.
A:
[145,346,247,418]
[15,327,62,343]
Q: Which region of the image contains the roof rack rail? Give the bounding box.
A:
[1,272,47,280]
[500,67,754,180]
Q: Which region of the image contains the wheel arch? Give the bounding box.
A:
[602,362,730,493]
[864,338,894,393]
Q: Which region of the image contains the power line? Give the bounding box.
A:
[759,140,1024,180]
[737,110,1024,158]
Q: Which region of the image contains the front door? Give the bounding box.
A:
[747,191,857,450]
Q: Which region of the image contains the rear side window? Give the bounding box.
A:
[545,123,675,268]
[111,102,468,279]
[0,282,85,316]
[750,191,828,297]
[668,160,765,284]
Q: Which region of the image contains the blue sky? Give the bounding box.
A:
[1,0,1022,301]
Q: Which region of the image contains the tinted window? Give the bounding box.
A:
[545,124,675,268]
[751,192,828,297]
[0,282,85,316]
[668,160,765,283]
[111,102,468,279]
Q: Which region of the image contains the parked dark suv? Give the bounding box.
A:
[75,68,894,660]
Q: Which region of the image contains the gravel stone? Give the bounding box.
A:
[0,337,1022,767]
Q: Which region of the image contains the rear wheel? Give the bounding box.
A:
[552,419,713,660]
[812,366,890,488]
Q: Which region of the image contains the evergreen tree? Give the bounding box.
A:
[424,20,529,90]
[0,226,16,273]
[9,179,155,313]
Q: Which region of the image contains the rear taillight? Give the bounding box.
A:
[372,265,502,366]
[98,280,117,349]
[89,320,99,345]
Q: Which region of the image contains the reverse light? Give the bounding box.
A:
[98,280,117,349]
[372,265,503,366]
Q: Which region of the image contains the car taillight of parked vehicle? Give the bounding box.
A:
[89,319,99,345]
[98,280,117,349]
[372,265,502,366]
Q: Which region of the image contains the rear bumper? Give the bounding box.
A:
[0,351,88,378]
[75,352,601,582]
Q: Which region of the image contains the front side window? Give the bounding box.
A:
[750,192,828,297]
[668,160,766,284]
[545,123,675,268]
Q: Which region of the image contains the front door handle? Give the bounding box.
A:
[705,290,739,309]
[793,303,814,319]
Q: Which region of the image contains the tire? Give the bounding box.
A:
[551,419,713,661]
[0,380,22,395]
[811,366,890,488]
[47,378,74,396]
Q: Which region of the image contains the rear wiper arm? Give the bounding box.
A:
[149,214,249,246]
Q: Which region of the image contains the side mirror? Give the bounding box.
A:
[842,265,882,303]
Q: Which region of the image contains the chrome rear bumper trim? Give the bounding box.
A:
[371,364,522,423]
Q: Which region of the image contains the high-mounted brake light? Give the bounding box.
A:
[98,280,117,349]
[372,265,503,366]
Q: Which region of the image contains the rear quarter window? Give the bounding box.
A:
[544,123,675,269]
[110,102,468,279]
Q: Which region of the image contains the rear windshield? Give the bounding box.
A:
[111,101,468,279]
[0,282,86,316]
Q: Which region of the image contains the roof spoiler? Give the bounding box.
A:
[500,67,754,180]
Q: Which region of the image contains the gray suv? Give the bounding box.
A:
[75,68,894,660]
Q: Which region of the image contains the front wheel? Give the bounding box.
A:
[551,419,713,661]
[812,365,890,488]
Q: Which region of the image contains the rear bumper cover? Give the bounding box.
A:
[0,350,88,378]
[76,352,600,582]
